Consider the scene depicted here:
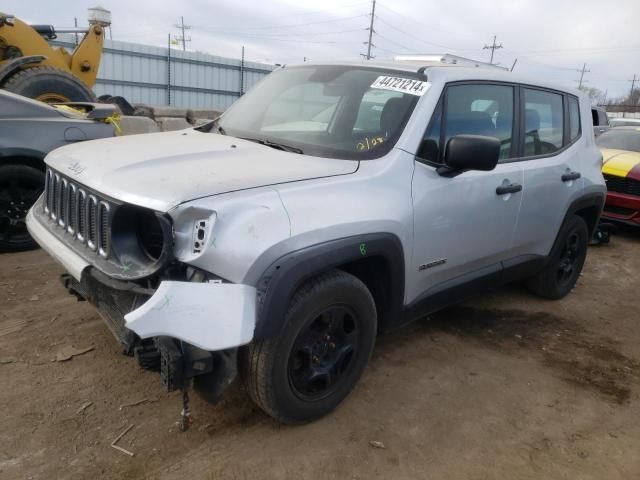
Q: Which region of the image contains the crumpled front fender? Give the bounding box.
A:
[124,281,256,351]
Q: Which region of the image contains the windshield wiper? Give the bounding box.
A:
[198,117,226,135]
[242,137,304,154]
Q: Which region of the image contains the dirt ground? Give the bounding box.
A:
[1,231,640,480]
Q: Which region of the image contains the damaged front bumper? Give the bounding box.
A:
[62,269,257,403]
[28,200,258,408]
[124,281,256,351]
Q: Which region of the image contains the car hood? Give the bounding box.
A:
[601,148,640,180]
[45,129,359,212]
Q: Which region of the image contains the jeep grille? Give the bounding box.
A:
[43,168,112,257]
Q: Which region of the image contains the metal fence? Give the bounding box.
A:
[52,35,275,110]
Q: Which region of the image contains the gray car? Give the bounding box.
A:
[27,58,606,425]
[0,90,115,251]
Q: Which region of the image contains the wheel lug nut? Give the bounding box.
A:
[312,355,319,363]
[329,342,335,349]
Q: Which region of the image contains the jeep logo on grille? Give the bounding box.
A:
[67,162,86,175]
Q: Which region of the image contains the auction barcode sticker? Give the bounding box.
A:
[370,76,430,96]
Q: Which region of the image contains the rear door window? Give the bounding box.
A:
[523,89,564,156]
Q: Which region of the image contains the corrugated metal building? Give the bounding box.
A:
[52,35,275,110]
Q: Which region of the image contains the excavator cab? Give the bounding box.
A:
[0,7,110,103]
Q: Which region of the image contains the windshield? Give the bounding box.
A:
[596,129,640,153]
[215,65,424,160]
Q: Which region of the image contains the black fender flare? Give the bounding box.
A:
[0,55,47,86]
[561,192,605,239]
[253,233,405,339]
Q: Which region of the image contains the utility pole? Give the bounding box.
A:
[74,17,79,46]
[576,63,590,88]
[167,33,172,105]
[239,46,245,96]
[173,16,191,51]
[483,35,503,64]
[362,0,376,60]
[629,74,638,101]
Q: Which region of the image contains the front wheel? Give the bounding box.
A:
[241,270,377,424]
[0,164,45,252]
[525,215,589,299]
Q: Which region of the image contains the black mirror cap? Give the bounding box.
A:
[444,134,500,172]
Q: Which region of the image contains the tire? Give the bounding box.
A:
[240,270,377,424]
[3,66,96,103]
[525,215,589,299]
[0,164,45,252]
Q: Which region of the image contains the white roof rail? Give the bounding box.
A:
[393,54,508,70]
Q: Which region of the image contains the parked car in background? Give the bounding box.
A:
[597,127,640,226]
[610,117,640,128]
[0,90,116,252]
[592,106,610,137]
[27,58,605,424]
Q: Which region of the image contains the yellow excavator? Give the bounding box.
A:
[0,7,110,103]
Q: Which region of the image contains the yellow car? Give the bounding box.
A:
[596,127,640,226]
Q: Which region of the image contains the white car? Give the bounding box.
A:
[27,56,606,425]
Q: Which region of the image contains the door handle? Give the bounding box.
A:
[496,183,522,195]
[561,171,581,182]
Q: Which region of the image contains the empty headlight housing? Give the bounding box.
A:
[110,205,173,275]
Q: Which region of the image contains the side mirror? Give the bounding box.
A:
[443,134,500,172]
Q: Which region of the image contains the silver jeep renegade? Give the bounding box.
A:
[27,56,606,424]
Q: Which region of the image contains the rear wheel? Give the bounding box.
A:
[241,270,377,424]
[3,66,95,103]
[525,215,588,299]
[0,164,44,252]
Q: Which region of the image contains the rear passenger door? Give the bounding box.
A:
[511,88,584,257]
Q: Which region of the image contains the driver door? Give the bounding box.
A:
[408,82,524,304]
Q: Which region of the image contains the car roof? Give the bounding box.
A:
[604,125,640,131]
[289,58,584,97]
[610,118,640,123]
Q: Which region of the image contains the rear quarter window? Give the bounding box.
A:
[568,97,581,142]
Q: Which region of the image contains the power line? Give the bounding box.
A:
[173,16,191,51]
[194,14,368,33]
[233,27,366,39]
[374,16,475,52]
[375,32,413,52]
[375,2,478,41]
[576,63,590,88]
[283,1,370,18]
[483,35,503,64]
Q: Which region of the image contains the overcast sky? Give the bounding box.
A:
[5,0,639,99]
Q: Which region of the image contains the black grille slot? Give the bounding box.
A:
[43,168,113,258]
[605,174,640,196]
[87,196,97,249]
[78,190,87,240]
[68,185,77,233]
[99,202,110,254]
[603,204,635,216]
[60,179,69,227]
[52,174,60,219]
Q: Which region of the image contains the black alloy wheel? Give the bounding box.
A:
[0,164,45,252]
[288,305,359,400]
[556,231,581,287]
